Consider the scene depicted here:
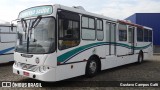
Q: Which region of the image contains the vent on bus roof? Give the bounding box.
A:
[72,6,85,11]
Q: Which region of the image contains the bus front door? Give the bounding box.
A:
[128,26,135,55]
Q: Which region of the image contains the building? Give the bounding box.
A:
[126,13,160,53]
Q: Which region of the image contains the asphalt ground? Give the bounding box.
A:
[0,55,160,90]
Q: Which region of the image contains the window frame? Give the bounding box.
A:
[118,23,127,42]
[96,19,104,41]
[0,26,17,43]
[81,15,96,40]
[15,16,57,54]
[144,29,149,42]
[57,10,80,50]
[82,16,95,30]
[148,29,152,42]
[137,27,144,42]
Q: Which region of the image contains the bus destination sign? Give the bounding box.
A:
[18,5,53,19]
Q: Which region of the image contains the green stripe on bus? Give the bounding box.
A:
[57,42,152,63]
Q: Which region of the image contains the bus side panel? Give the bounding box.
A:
[44,53,57,67]
[101,54,138,70]
[0,54,13,63]
[116,44,129,56]
[0,42,15,63]
[136,42,151,60]
[148,43,153,59]
[143,42,149,60]
[55,62,86,81]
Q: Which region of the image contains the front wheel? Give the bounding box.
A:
[85,59,98,77]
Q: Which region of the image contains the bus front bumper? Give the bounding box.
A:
[13,65,56,82]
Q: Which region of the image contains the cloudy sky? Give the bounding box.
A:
[0,0,160,23]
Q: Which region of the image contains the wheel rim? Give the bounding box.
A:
[89,60,97,73]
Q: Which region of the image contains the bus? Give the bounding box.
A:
[0,24,16,63]
[12,4,153,81]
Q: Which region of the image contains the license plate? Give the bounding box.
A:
[23,71,29,76]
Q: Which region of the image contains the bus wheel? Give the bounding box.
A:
[86,59,98,77]
[138,52,143,64]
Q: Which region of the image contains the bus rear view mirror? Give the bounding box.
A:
[11,24,14,31]
[11,19,18,31]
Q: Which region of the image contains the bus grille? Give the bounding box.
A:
[19,63,38,72]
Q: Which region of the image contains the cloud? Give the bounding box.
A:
[0,0,160,22]
[16,0,52,3]
[0,0,54,22]
[93,0,160,19]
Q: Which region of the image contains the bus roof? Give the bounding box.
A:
[18,4,152,30]
[54,4,117,22]
[118,20,153,30]
[143,26,153,30]
[118,20,143,28]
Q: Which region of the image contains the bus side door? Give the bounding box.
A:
[106,22,116,56]
[116,23,128,56]
[128,26,135,55]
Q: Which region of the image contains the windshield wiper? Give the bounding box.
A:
[26,15,42,53]
[30,15,42,29]
[29,15,42,39]
[20,16,42,53]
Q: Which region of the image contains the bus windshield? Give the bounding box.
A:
[15,17,56,54]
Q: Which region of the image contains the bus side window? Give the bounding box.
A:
[97,19,104,41]
[0,26,16,43]
[118,24,127,41]
[58,10,80,50]
[82,16,96,40]
[137,28,144,42]
[149,30,152,42]
[0,27,9,32]
[144,29,149,42]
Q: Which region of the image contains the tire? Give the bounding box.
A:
[85,58,98,77]
[137,52,143,64]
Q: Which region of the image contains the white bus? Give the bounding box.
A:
[13,4,153,81]
[0,24,16,63]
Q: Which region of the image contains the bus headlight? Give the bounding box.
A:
[39,66,47,73]
[15,62,20,67]
[35,58,40,64]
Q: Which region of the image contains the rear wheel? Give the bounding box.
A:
[86,59,98,77]
[138,52,143,64]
